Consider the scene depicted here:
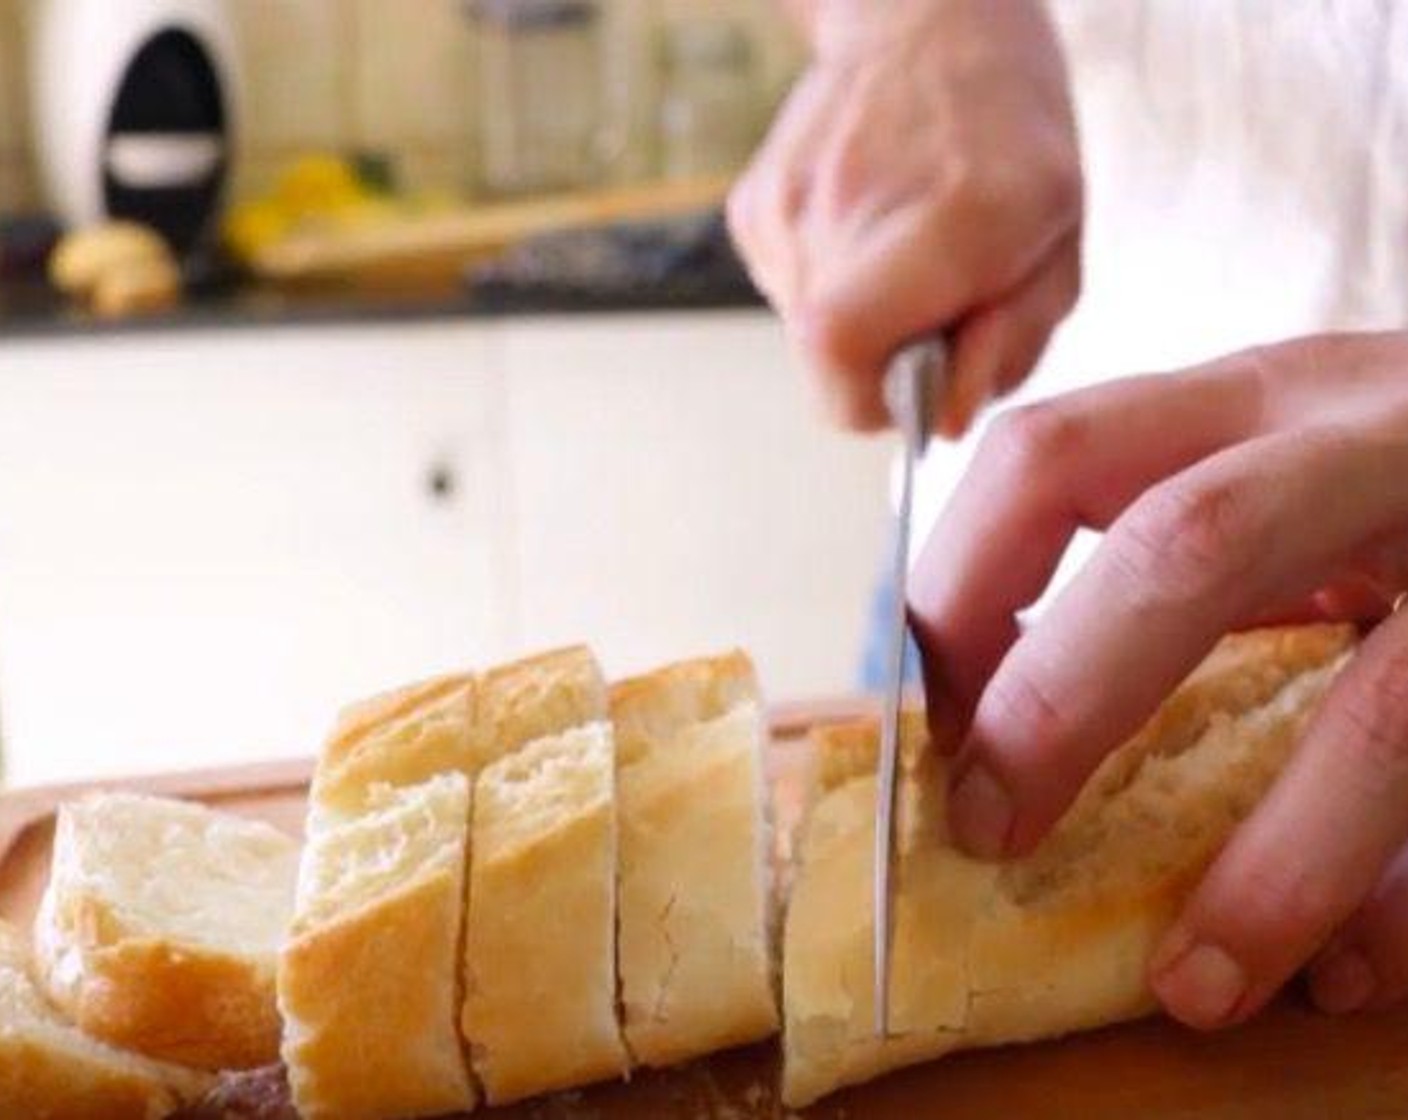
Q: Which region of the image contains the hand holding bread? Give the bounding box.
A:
[909,330,1408,1034]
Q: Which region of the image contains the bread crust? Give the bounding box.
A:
[610,653,779,1068]
[782,624,1356,1107]
[279,776,476,1120]
[314,646,605,816]
[290,647,607,1117]
[35,913,281,1071]
[461,723,629,1104]
[280,873,475,1120]
[0,921,211,1120]
[315,673,478,815]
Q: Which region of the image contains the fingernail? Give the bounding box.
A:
[1310,949,1375,1015]
[1151,932,1248,1028]
[948,762,1014,859]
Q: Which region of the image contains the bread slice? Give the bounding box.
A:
[32,793,298,1071]
[0,919,211,1120]
[609,652,779,1068]
[461,722,630,1103]
[278,774,475,1120]
[311,645,605,819]
[781,624,1356,1107]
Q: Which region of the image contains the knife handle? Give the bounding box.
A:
[882,337,948,455]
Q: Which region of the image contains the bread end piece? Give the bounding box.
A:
[33,793,298,1071]
[462,722,629,1104]
[611,652,779,1068]
[0,920,212,1120]
[280,775,476,1120]
[782,624,1356,1108]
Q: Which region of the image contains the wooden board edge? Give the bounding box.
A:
[0,696,877,873]
[0,756,314,872]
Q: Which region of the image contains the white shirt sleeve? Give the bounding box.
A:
[910,0,1408,609]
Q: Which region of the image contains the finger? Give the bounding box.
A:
[912,338,1408,727]
[1309,842,1408,1014]
[794,169,1078,426]
[1150,608,1408,1028]
[949,424,1408,859]
[939,232,1082,438]
[1240,577,1396,630]
[726,71,829,316]
[1226,526,1408,628]
[911,361,1267,725]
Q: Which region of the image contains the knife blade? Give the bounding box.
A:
[874,337,947,1038]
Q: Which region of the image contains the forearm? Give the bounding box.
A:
[783,0,1056,59]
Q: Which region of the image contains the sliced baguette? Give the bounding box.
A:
[0,919,211,1120]
[782,624,1356,1107]
[279,774,475,1120]
[312,645,605,819]
[32,793,298,1071]
[461,722,630,1103]
[609,652,779,1068]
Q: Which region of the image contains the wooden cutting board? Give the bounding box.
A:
[246,175,733,291]
[3,704,1407,1119]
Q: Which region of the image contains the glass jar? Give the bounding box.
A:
[469,0,603,197]
[657,20,761,181]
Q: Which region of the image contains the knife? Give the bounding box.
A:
[874,337,947,1038]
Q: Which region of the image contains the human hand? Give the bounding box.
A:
[728,0,1082,434]
[909,330,1408,1027]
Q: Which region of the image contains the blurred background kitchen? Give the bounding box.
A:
[0,0,892,787]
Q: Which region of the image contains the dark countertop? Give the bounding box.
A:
[0,205,767,338]
[0,277,767,340]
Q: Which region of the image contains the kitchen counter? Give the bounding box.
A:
[0,275,767,339]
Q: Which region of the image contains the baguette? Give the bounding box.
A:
[782,624,1356,1107]
[285,645,610,1117]
[461,721,630,1103]
[609,652,779,1068]
[311,645,605,819]
[0,919,211,1120]
[33,793,298,1071]
[279,774,475,1120]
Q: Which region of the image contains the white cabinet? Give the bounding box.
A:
[497,311,891,698]
[0,324,507,785]
[0,311,890,787]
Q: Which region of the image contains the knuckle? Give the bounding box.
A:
[724,180,755,245]
[1057,250,1083,315]
[948,158,1010,228]
[796,299,852,373]
[946,147,1079,234]
[1231,863,1342,944]
[980,663,1070,756]
[797,292,875,382]
[776,169,810,224]
[1335,649,1408,778]
[812,371,882,431]
[1108,478,1259,610]
[978,402,1088,481]
[793,315,882,430]
[1032,149,1083,227]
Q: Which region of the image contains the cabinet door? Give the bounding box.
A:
[498,310,892,699]
[0,322,506,786]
